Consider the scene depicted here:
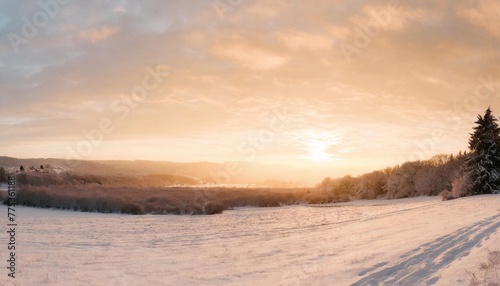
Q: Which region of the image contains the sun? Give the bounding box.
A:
[302,130,340,162]
[308,147,330,161]
[307,142,333,162]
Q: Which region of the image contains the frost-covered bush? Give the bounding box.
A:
[451,175,470,198]
[203,201,225,215]
[11,185,312,215]
[356,188,376,200]
[440,190,454,201]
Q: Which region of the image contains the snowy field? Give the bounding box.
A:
[0,195,498,285]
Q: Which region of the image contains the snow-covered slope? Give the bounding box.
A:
[0,195,498,285]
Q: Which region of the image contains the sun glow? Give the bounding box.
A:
[308,146,331,161]
[307,140,335,161]
[303,131,340,162]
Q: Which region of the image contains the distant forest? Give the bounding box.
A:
[314,153,466,202]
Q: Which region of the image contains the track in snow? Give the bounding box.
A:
[353,213,500,286]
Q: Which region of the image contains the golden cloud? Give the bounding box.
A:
[79,26,119,43]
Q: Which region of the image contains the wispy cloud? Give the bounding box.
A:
[278,30,332,51]
[79,26,119,43]
[212,39,288,70]
[458,0,500,37]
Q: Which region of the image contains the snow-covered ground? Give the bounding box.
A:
[0,195,498,285]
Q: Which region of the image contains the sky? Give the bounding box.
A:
[1,0,500,176]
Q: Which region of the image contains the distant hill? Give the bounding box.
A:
[0,156,124,176]
[0,156,337,186]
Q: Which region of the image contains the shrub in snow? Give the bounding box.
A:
[121,203,145,215]
[440,190,454,201]
[451,175,470,198]
[466,249,500,285]
[203,201,225,215]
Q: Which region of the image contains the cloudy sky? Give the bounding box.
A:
[1,0,499,175]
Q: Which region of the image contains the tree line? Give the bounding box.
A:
[316,107,500,201]
[314,153,467,202]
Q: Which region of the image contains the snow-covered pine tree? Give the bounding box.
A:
[463,107,500,195]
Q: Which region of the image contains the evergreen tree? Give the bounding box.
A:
[463,108,500,195]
